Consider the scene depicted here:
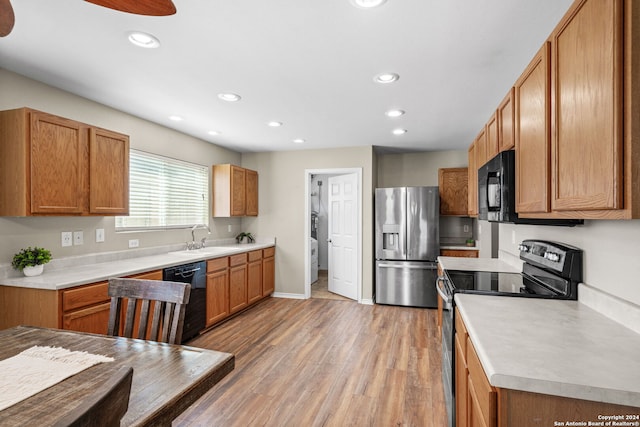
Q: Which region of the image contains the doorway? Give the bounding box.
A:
[304,168,362,302]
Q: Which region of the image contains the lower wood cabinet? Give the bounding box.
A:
[206,257,230,327]
[247,250,263,305]
[262,247,275,296]
[229,253,248,314]
[441,249,479,258]
[455,308,640,426]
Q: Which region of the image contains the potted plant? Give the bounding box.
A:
[235,232,255,244]
[12,246,52,277]
[465,238,475,247]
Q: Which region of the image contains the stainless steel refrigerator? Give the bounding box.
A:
[375,186,439,308]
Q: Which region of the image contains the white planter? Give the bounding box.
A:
[23,264,44,277]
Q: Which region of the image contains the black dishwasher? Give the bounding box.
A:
[163,261,206,343]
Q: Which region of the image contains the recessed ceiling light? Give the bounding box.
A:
[293,139,306,144]
[374,73,399,84]
[392,129,407,135]
[218,93,241,102]
[169,115,183,121]
[128,31,160,48]
[208,130,220,136]
[267,121,283,127]
[350,0,387,9]
[386,109,405,118]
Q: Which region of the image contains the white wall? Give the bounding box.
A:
[0,68,242,262]
[241,147,375,298]
[500,221,640,306]
[377,149,468,187]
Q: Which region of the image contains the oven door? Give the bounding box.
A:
[436,275,455,427]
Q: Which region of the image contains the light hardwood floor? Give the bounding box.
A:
[175,297,447,426]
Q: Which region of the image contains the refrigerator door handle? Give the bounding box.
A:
[377,263,436,269]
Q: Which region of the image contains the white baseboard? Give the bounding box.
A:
[271,292,306,300]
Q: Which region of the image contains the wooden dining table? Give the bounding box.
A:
[0,325,234,426]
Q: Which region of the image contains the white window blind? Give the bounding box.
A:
[116,150,209,230]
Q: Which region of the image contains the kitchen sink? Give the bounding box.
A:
[169,246,234,257]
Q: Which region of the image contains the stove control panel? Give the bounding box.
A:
[519,240,583,282]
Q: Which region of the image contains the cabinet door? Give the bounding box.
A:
[455,333,469,427]
[486,114,498,160]
[62,301,111,334]
[515,43,551,213]
[206,269,229,326]
[245,168,259,216]
[438,168,468,216]
[551,0,623,211]
[475,128,487,169]
[497,88,515,152]
[467,336,497,427]
[30,111,87,214]
[229,264,248,314]
[467,143,478,217]
[262,250,275,296]
[231,165,246,216]
[247,259,263,305]
[89,127,129,215]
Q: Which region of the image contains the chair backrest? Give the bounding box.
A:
[107,278,191,344]
[53,365,133,427]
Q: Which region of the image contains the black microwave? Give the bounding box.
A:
[478,150,582,226]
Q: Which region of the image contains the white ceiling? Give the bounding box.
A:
[0,0,573,153]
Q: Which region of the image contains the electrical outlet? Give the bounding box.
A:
[228,225,232,232]
[463,225,470,233]
[96,228,105,243]
[511,230,516,244]
[61,232,73,247]
[73,231,84,245]
[128,239,139,248]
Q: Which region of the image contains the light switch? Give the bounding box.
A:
[73,231,84,245]
[128,239,139,248]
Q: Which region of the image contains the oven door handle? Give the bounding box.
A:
[435,276,452,306]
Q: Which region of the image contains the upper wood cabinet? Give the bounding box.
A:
[497,88,515,152]
[486,113,499,161]
[0,108,129,216]
[467,143,478,217]
[212,164,259,217]
[515,43,551,214]
[551,0,623,212]
[439,168,469,216]
[475,128,487,170]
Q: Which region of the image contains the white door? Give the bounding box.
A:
[328,173,358,300]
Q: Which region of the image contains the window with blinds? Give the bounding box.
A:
[116,150,209,230]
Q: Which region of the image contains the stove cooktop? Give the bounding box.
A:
[444,269,570,299]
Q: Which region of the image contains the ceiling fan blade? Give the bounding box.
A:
[84,0,176,16]
[0,0,15,37]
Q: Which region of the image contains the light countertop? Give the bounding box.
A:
[0,242,275,291]
[455,293,640,408]
[437,255,521,273]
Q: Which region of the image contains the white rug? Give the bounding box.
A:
[0,345,114,411]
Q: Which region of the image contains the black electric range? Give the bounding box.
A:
[438,240,583,427]
[442,240,583,300]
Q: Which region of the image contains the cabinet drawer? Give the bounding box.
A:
[128,270,162,280]
[229,253,247,267]
[248,250,262,262]
[263,247,275,258]
[467,336,496,424]
[207,257,229,273]
[62,281,109,312]
[441,249,478,258]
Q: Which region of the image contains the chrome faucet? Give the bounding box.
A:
[188,224,211,250]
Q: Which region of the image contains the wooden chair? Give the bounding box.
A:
[107,278,191,344]
[52,366,133,427]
